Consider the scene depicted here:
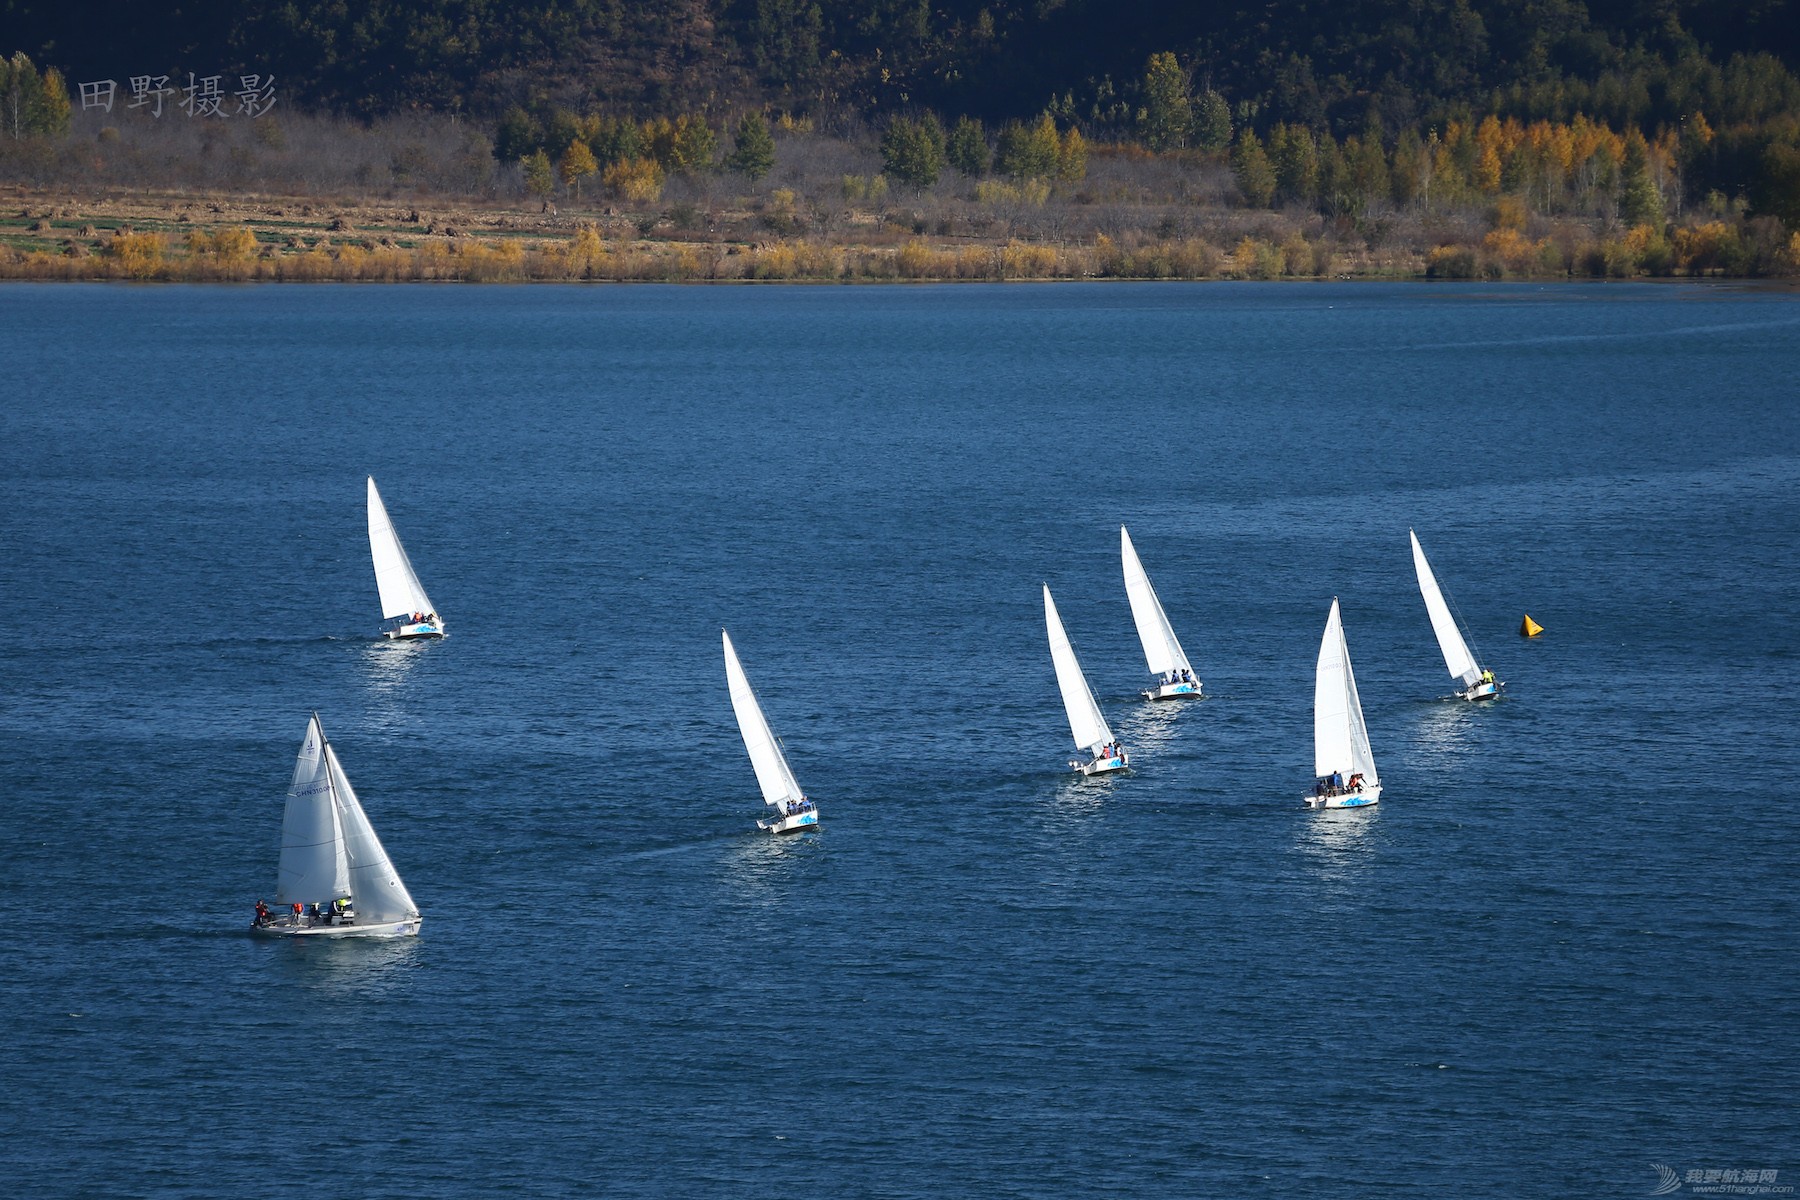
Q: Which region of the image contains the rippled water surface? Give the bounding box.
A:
[2,282,1796,1197]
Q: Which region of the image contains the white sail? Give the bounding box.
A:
[276,714,350,905]
[367,476,435,621]
[1121,526,1194,678]
[1314,599,1378,785]
[325,743,420,923]
[723,630,805,808]
[1044,585,1115,753]
[1411,529,1482,688]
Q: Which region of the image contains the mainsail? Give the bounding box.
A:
[367,476,435,621]
[1044,585,1114,753]
[1411,529,1482,688]
[1314,599,1378,786]
[723,630,805,809]
[1121,526,1194,678]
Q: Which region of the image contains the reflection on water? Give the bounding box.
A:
[1039,768,1123,848]
[271,935,424,998]
[1112,699,1186,760]
[360,639,430,730]
[1411,701,1478,770]
[362,638,426,691]
[1294,803,1381,898]
[716,825,823,906]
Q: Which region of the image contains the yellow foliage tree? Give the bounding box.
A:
[561,140,599,198]
[110,232,165,279]
[603,158,664,204]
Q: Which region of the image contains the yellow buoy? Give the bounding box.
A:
[1520,614,1543,637]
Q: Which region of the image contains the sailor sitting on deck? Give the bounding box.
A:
[1481,668,1495,685]
[254,899,271,927]
[1347,772,1364,792]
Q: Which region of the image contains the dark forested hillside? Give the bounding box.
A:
[5,0,1798,130]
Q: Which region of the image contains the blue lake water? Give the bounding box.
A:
[1,281,1796,1197]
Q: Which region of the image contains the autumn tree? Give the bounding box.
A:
[560,139,598,197]
[726,111,776,180]
[603,157,664,203]
[1057,125,1088,182]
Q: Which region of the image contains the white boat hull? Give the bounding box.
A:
[252,917,422,939]
[1142,680,1202,701]
[1074,752,1129,776]
[1303,784,1381,810]
[1456,680,1500,701]
[384,622,444,640]
[758,810,819,834]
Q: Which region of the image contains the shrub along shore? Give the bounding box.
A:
[5,181,1796,283]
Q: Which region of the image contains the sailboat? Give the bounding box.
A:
[1044,585,1128,776]
[1410,529,1500,700]
[1304,598,1382,809]
[723,630,819,834]
[1121,526,1202,701]
[251,713,423,938]
[367,476,444,640]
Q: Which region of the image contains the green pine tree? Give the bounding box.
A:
[882,114,947,188]
[523,149,556,197]
[727,111,776,181]
[1618,131,1665,226]
[948,115,989,176]
[1193,89,1232,153]
[672,115,717,174]
[1232,130,1277,208]
[1138,51,1191,151]
[1270,123,1319,206]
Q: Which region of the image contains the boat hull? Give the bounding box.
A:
[1456,681,1500,701]
[252,917,422,939]
[1074,753,1129,776]
[384,623,444,640]
[1142,681,1202,701]
[1303,785,1381,810]
[758,810,819,834]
